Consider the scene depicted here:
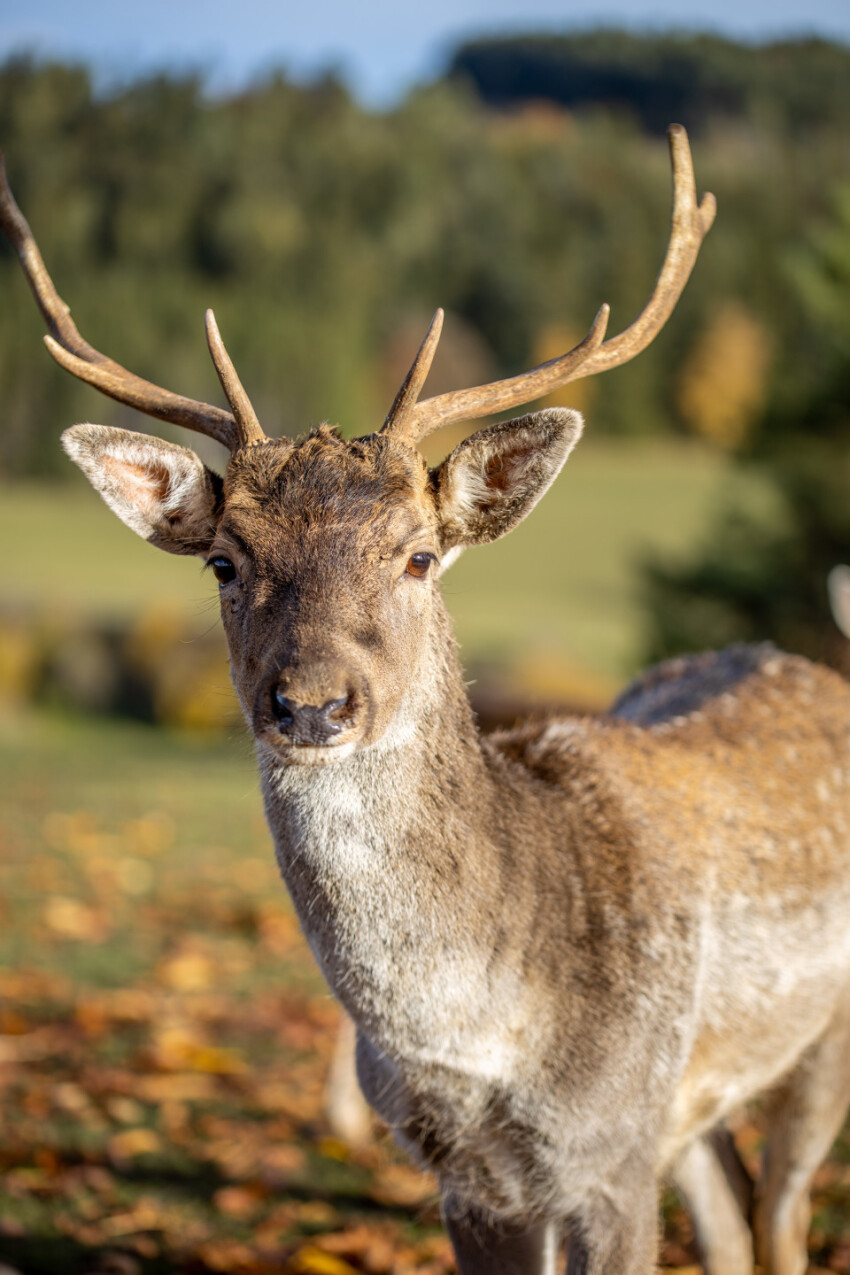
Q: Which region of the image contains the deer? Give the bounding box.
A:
[3,126,850,1275]
[830,565,850,643]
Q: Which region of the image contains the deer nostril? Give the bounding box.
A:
[272,689,295,727]
[324,695,350,723]
[270,686,357,745]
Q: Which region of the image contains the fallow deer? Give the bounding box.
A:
[829,565,850,642]
[4,127,850,1275]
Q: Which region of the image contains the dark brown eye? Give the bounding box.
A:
[210,556,237,585]
[406,553,433,579]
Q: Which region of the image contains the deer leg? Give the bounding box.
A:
[755,997,850,1275]
[564,1170,659,1274]
[672,1131,754,1275]
[324,1013,372,1145]
[443,1200,559,1275]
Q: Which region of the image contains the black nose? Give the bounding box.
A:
[271,689,351,745]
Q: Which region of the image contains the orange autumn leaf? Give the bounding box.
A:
[107,1128,162,1162]
[213,1184,267,1218]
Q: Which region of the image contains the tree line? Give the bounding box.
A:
[0,36,846,480]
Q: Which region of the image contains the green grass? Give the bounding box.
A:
[0,706,279,988]
[1,440,775,681]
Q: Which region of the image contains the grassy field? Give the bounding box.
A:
[1,438,777,684]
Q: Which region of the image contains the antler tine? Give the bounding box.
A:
[0,151,240,451]
[573,123,716,377]
[380,308,444,444]
[404,124,715,444]
[205,310,266,447]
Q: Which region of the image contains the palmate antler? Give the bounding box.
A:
[381,124,716,446]
[0,152,265,451]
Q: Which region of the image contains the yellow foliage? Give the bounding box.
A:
[157,949,216,992]
[677,303,772,450]
[0,617,40,704]
[127,602,241,730]
[43,895,106,942]
[530,323,597,415]
[151,1023,248,1075]
[510,647,617,712]
[289,1246,359,1275]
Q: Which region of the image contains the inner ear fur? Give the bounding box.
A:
[62,424,222,556]
[431,407,583,550]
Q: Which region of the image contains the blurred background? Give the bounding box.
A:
[0,3,849,1272]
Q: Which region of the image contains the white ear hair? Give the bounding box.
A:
[62,424,220,556]
[434,408,583,551]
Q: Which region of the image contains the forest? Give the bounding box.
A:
[2,32,849,664]
[0,34,846,479]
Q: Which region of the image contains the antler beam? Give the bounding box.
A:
[0,152,264,451]
[382,124,716,447]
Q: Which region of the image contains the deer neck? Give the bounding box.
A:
[256,597,506,1040]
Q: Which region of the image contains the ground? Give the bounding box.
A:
[0,706,847,1274]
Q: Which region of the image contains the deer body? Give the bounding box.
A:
[259,588,850,1245]
[6,127,849,1273]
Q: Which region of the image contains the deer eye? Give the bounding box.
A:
[406,553,433,579]
[210,556,237,585]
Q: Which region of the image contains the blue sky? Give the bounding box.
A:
[1,0,849,105]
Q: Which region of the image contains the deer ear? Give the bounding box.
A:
[432,408,583,549]
[829,565,850,639]
[62,425,222,556]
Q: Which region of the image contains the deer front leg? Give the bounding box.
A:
[755,997,850,1275]
[443,1198,559,1275]
[672,1131,754,1275]
[324,1014,372,1145]
[564,1168,659,1275]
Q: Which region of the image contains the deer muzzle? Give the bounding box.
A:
[272,690,354,746]
[256,658,367,759]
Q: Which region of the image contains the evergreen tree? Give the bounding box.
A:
[643,187,850,668]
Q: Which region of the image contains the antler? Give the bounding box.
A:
[0,152,265,451]
[382,124,716,448]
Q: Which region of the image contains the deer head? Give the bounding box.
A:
[1,126,714,765]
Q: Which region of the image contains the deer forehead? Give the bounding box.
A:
[219,428,437,560]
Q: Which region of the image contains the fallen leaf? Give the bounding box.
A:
[157,949,215,992]
[135,1072,217,1102]
[370,1162,438,1209]
[317,1136,350,1162]
[107,1128,162,1162]
[106,1095,146,1124]
[43,896,106,941]
[289,1246,359,1275]
[316,1224,398,1270]
[261,1143,306,1181]
[214,1184,267,1218]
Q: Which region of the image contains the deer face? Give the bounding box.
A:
[3,131,712,764]
[211,429,442,764]
[62,410,580,765]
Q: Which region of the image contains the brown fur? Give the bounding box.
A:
[62,412,850,1275]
